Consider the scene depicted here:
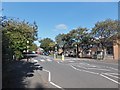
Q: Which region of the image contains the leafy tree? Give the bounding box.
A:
[55,33,66,48]
[39,38,54,52]
[91,19,118,57]
[30,43,38,51]
[61,33,73,53]
[68,27,89,57]
[49,42,55,51]
[1,16,38,61]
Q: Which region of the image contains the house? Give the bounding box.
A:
[113,39,120,60]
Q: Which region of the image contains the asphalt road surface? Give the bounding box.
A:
[33,55,119,89]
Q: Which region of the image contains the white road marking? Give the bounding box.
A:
[79,63,98,68]
[77,65,88,69]
[100,74,120,85]
[97,61,118,66]
[33,59,38,63]
[82,69,99,75]
[108,73,120,75]
[43,69,62,89]
[41,59,45,62]
[68,61,74,62]
[70,65,99,75]
[107,67,118,71]
[88,68,110,71]
[103,73,120,79]
[77,65,110,71]
[70,65,82,71]
[47,59,52,61]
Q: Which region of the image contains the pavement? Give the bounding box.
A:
[2,59,56,89]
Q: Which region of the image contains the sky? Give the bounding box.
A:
[2,0,120,2]
[2,2,118,46]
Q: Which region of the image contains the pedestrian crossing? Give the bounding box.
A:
[34,58,53,62]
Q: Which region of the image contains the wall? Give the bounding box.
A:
[113,39,120,60]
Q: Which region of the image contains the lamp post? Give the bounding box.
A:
[54,42,57,59]
[27,40,29,62]
[75,44,77,58]
[60,44,65,61]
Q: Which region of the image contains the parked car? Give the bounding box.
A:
[69,51,76,57]
[64,51,69,57]
[43,52,50,56]
[92,51,104,60]
[23,51,38,58]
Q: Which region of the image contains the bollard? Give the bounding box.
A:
[54,53,56,59]
[62,54,64,61]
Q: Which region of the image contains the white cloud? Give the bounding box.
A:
[55,24,68,30]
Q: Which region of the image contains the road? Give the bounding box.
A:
[33,55,119,89]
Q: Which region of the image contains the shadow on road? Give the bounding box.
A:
[2,60,44,89]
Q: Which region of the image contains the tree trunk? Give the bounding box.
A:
[103,48,107,60]
[76,44,79,58]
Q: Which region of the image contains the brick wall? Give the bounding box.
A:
[113,39,120,60]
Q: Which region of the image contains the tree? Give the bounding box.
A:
[61,33,73,53]
[49,42,55,51]
[39,38,54,52]
[91,19,118,58]
[1,16,38,61]
[55,27,91,56]
[55,33,67,53]
[55,33,65,47]
[68,27,89,57]
[29,43,38,51]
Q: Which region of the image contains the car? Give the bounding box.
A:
[69,51,76,57]
[43,52,50,56]
[23,51,38,58]
[92,51,104,60]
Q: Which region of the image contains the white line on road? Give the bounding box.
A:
[106,67,118,71]
[100,74,120,85]
[33,59,39,63]
[107,73,120,75]
[82,69,99,75]
[43,69,63,89]
[88,68,110,71]
[103,73,120,79]
[77,65,88,69]
[41,59,45,62]
[70,65,99,75]
[68,61,74,62]
[79,63,98,68]
[70,65,82,71]
[77,65,110,71]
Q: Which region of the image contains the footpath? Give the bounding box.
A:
[2,59,56,89]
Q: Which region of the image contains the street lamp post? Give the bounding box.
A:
[54,42,57,59]
[27,40,29,62]
[75,44,77,58]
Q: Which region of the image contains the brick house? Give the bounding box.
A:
[113,39,120,60]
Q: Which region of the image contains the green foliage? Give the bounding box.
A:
[91,19,118,49]
[39,38,55,51]
[1,16,38,61]
[55,33,66,48]
[29,43,38,51]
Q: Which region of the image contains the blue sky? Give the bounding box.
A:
[2,2,118,46]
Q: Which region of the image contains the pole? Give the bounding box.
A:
[62,53,64,61]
